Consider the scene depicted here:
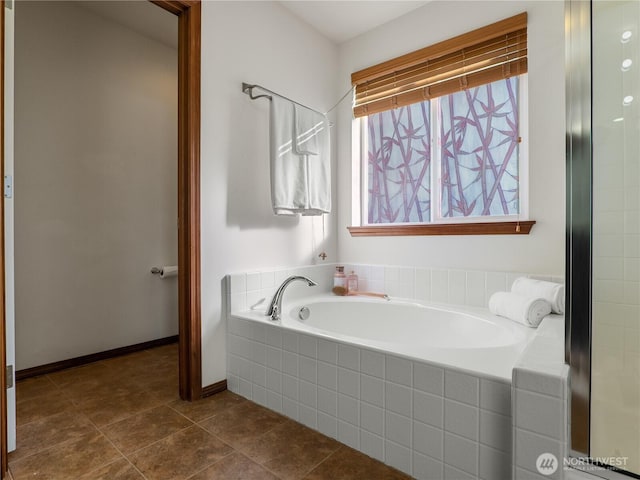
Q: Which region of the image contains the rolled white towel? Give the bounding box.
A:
[511,277,565,314]
[488,292,552,327]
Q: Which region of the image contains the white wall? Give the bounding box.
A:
[199,2,339,386]
[15,2,178,369]
[336,1,566,275]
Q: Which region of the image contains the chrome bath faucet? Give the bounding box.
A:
[266,275,317,321]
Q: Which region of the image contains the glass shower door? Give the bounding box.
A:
[592,0,640,474]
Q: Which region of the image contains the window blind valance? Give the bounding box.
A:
[351,12,528,118]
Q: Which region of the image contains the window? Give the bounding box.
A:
[365,77,523,224]
[349,13,534,236]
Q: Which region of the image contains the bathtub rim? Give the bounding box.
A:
[229,294,551,382]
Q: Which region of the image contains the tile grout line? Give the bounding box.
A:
[92,375,187,476]
[297,443,345,479]
[513,423,563,442]
[83,410,148,479]
[8,410,101,469]
[200,409,334,480]
[167,396,250,427]
[12,395,76,429]
[97,400,178,430]
[107,415,196,459]
[14,374,67,407]
[77,363,181,478]
[82,455,148,480]
[182,450,238,480]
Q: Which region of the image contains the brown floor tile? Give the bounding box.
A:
[78,388,164,427]
[16,389,75,426]
[12,346,408,480]
[199,401,286,449]
[100,350,155,372]
[129,425,233,480]
[303,446,411,480]
[10,431,121,480]
[65,375,143,405]
[48,362,113,388]
[10,410,97,462]
[262,449,338,480]
[130,361,180,402]
[131,358,178,380]
[169,390,246,422]
[15,376,59,404]
[243,420,340,463]
[146,343,178,361]
[78,458,145,480]
[141,374,181,403]
[188,452,278,480]
[102,405,193,454]
[243,420,341,480]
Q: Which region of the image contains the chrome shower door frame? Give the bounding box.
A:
[565,0,592,459]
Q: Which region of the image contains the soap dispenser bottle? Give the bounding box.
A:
[347,271,359,293]
[333,266,346,295]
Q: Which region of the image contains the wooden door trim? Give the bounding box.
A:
[151,0,202,401]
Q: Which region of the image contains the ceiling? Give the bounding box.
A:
[76,1,178,49]
[75,1,428,49]
[279,1,430,44]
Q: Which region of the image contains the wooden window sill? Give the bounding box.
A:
[347,220,536,237]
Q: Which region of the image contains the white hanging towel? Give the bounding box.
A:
[269,96,331,216]
[294,104,324,155]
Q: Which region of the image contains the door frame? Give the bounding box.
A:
[151,0,203,403]
[1,1,202,475]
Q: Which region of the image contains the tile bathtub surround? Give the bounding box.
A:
[512,316,569,480]
[227,263,564,312]
[345,264,563,308]
[227,316,514,479]
[228,264,337,314]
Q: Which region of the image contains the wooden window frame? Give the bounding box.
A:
[348,221,535,237]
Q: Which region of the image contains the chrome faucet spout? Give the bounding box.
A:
[266,275,317,321]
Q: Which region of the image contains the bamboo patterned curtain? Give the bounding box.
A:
[352,13,527,118]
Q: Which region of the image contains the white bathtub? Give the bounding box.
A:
[233,294,535,381]
[228,293,536,477]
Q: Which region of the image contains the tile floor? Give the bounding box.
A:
[9,343,410,480]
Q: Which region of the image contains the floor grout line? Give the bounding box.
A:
[8,423,102,473]
[97,399,176,430]
[92,419,151,480]
[86,382,195,460]
[298,443,345,479]
[182,449,237,480]
[115,421,194,458]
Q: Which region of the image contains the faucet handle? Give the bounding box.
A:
[270,304,280,321]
